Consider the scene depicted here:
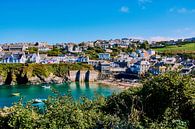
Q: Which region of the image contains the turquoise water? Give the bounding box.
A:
[0,82,120,108]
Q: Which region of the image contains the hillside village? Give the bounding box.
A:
[0,37,194,79]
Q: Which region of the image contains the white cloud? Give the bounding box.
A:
[138,0,152,4]
[138,0,152,9]
[169,8,175,12]
[149,36,175,42]
[174,27,195,38]
[120,6,129,13]
[175,27,191,33]
[178,8,188,13]
[169,7,195,14]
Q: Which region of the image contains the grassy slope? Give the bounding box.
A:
[153,43,195,54]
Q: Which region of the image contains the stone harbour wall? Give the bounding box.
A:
[68,70,99,82]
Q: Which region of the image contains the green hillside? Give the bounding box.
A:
[153,43,195,53]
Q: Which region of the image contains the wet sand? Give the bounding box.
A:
[97,80,142,90]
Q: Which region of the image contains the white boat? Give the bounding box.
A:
[11,93,20,96]
[33,99,43,103]
[42,85,51,89]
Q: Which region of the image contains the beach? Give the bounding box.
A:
[97,79,143,90]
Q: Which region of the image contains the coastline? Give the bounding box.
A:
[96,79,143,90]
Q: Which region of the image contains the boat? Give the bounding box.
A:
[32,99,47,104]
[11,93,20,96]
[42,85,51,89]
[32,99,43,103]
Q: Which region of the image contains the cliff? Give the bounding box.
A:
[0,63,98,85]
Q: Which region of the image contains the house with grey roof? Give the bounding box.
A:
[1,53,27,63]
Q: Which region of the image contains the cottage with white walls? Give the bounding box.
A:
[26,52,40,63]
[98,53,110,60]
[2,53,27,63]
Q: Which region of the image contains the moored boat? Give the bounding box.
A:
[32,99,47,103]
[42,85,51,89]
[32,99,43,103]
[11,93,20,96]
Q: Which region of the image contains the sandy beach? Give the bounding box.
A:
[97,79,143,90]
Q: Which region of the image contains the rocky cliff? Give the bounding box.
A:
[0,64,98,86]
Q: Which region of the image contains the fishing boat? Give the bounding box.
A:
[42,85,51,89]
[11,93,20,96]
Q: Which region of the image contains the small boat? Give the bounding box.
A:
[42,85,51,89]
[32,98,47,104]
[32,99,43,103]
[11,93,20,96]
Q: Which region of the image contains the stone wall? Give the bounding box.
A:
[68,70,99,82]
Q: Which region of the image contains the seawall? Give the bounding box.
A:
[68,70,99,82]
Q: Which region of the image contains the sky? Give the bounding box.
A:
[0,0,195,43]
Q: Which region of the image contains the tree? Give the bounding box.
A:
[140,72,195,128]
[26,47,38,54]
[140,41,150,50]
[131,43,137,51]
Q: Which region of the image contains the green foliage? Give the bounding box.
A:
[26,47,38,54]
[0,72,194,128]
[84,47,105,60]
[0,96,120,129]
[140,73,195,128]
[153,43,195,59]
[103,88,141,119]
[139,41,150,50]
[104,72,195,128]
[141,73,195,119]
[47,47,62,56]
[110,47,121,57]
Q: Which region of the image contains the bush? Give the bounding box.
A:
[0,72,194,128]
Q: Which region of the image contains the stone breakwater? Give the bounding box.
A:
[0,70,99,86]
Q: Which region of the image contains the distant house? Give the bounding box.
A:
[100,62,110,74]
[88,60,101,67]
[184,37,195,42]
[130,60,150,74]
[147,50,156,56]
[2,45,27,52]
[72,46,82,53]
[105,49,113,53]
[2,53,27,63]
[130,52,138,58]
[38,46,52,52]
[0,46,3,52]
[40,57,60,64]
[26,53,40,63]
[162,57,176,65]
[117,53,132,62]
[77,56,89,63]
[98,53,110,60]
[100,43,110,50]
[140,50,150,59]
[136,49,142,55]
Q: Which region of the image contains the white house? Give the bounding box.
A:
[147,50,156,56]
[27,53,40,63]
[38,47,51,52]
[2,53,27,63]
[162,57,176,65]
[130,60,150,74]
[77,56,89,63]
[98,53,110,60]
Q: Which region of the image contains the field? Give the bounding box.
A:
[153,43,195,54]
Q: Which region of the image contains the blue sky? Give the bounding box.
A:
[0,0,195,43]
